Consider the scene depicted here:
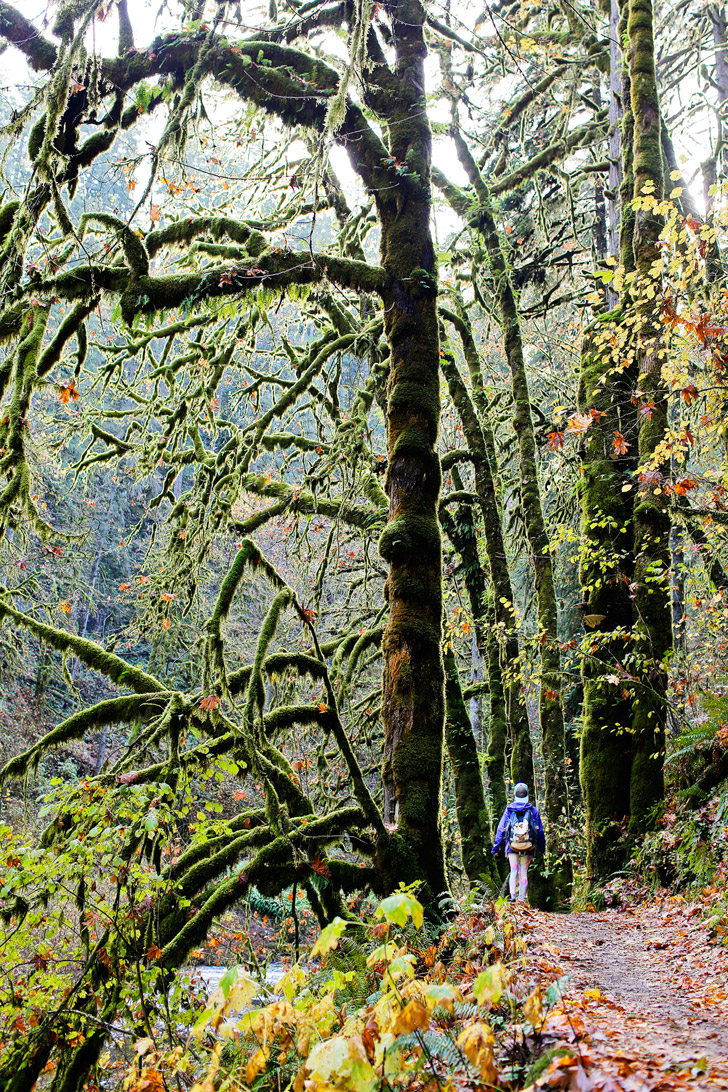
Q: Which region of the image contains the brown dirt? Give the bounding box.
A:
[520,899,728,1091]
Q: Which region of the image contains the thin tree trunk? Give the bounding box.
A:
[441,311,534,795]
[440,487,508,843]
[446,133,571,901]
[444,647,497,886]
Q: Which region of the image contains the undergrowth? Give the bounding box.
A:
[123,888,568,1092]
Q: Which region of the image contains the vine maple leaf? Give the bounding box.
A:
[566,413,594,434]
[58,379,79,404]
[612,431,630,455]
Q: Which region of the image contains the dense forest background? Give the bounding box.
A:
[1,0,728,1088]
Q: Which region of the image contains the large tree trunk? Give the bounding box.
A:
[376,0,447,898]
[626,0,670,833]
[577,323,637,879]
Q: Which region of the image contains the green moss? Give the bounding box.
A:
[0,596,166,694]
[0,693,169,788]
[444,648,496,885]
[80,212,149,277]
[27,115,46,162]
[36,297,98,378]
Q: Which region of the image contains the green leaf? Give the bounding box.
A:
[473,963,504,1006]
[375,891,424,929]
[311,916,348,957]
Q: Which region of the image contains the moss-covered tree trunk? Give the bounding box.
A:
[626,0,669,832]
[375,0,447,898]
[444,647,497,885]
[578,0,635,881]
[440,486,507,845]
[440,319,534,798]
[578,322,637,879]
[579,0,669,878]
[447,137,570,897]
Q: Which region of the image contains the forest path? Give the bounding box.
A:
[519,900,728,1091]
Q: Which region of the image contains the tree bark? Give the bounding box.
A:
[626,0,669,833]
[444,647,497,886]
[376,0,447,898]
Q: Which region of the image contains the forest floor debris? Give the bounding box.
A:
[521,897,728,1091]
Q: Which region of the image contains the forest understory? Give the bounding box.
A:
[4,0,728,1087]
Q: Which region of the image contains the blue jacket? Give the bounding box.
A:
[492,800,546,855]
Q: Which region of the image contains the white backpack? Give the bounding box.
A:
[510,815,534,853]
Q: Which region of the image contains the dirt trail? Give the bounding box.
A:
[521,901,728,1091]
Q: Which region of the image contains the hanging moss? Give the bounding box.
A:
[146,215,267,259]
[0,597,166,694]
[0,200,20,241]
[0,692,170,787]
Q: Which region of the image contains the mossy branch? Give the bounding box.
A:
[0,693,171,787]
[0,595,167,694]
[0,1,57,69]
[206,538,285,690]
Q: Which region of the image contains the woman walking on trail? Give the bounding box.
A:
[492,783,546,903]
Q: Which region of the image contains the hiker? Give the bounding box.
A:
[492,783,546,903]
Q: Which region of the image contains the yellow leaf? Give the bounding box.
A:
[392,1000,429,1035]
[423,982,459,1012]
[311,917,349,958]
[584,987,602,1001]
[524,988,544,1026]
[473,963,504,1006]
[245,1046,269,1084]
[456,1022,497,1081]
[59,600,72,613]
[469,965,504,1004]
[222,973,259,1013]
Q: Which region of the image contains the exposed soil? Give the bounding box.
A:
[520,900,728,1091]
